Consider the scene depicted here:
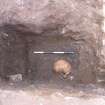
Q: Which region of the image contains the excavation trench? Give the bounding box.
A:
[0,25,98,86]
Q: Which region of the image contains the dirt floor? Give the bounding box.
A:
[0,80,105,105]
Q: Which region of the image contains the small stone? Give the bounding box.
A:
[8,74,22,82]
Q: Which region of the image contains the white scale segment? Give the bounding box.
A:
[33,51,75,54]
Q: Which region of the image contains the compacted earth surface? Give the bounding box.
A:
[0,80,105,105]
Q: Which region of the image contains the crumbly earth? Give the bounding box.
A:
[0,80,105,105]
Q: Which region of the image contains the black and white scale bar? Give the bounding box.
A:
[33,51,75,54]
